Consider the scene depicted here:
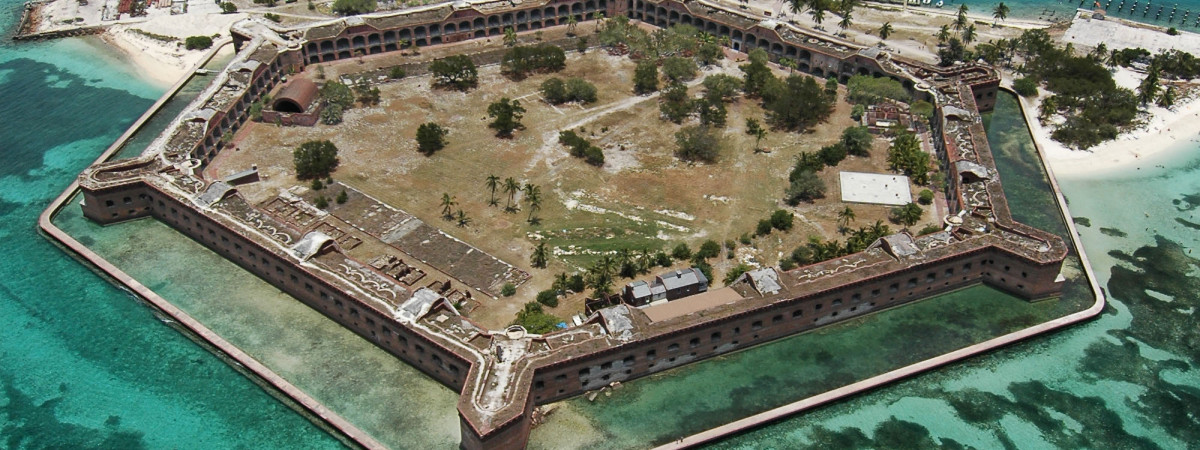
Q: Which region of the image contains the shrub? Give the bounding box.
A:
[536,289,559,307]
[785,171,825,205]
[850,104,866,121]
[696,240,721,259]
[336,190,348,204]
[558,130,604,166]
[655,251,672,267]
[293,140,339,179]
[220,2,237,13]
[770,209,794,231]
[818,143,847,167]
[564,78,597,103]
[513,302,561,334]
[501,45,566,79]
[918,189,934,205]
[314,195,329,208]
[1167,27,1179,36]
[633,60,658,94]
[501,283,517,297]
[541,77,566,104]
[331,0,375,15]
[389,67,407,79]
[662,56,698,83]
[311,179,324,190]
[723,263,752,285]
[416,122,450,155]
[429,55,477,90]
[567,274,585,293]
[319,104,343,125]
[779,258,797,271]
[917,224,943,236]
[263,13,282,23]
[674,125,720,163]
[910,100,935,119]
[756,219,773,236]
[184,35,213,50]
[671,243,692,260]
[846,75,910,105]
[841,126,874,157]
[1013,77,1038,97]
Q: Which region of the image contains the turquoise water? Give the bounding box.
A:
[702,93,1200,447]
[0,1,342,446]
[907,0,1200,28]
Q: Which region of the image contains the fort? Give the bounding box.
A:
[69,0,1068,448]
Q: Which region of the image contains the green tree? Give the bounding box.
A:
[846,74,910,105]
[740,48,774,97]
[429,55,478,90]
[886,131,932,185]
[455,209,471,227]
[659,82,692,123]
[841,126,874,157]
[696,239,721,259]
[785,170,825,205]
[962,24,977,45]
[485,174,500,207]
[756,218,774,236]
[503,177,521,213]
[837,11,853,35]
[536,289,559,307]
[487,97,526,137]
[937,25,951,44]
[541,77,567,104]
[319,104,343,125]
[745,118,767,152]
[502,283,517,297]
[1157,86,1176,108]
[662,56,698,83]
[695,97,728,128]
[336,190,348,204]
[634,60,659,94]
[878,22,893,41]
[954,4,969,32]
[564,78,598,103]
[513,302,560,334]
[891,202,923,227]
[531,242,548,268]
[938,37,966,66]
[764,74,833,131]
[674,125,721,163]
[837,206,856,229]
[440,193,457,219]
[918,189,935,205]
[993,2,1010,25]
[770,209,794,231]
[293,140,339,179]
[1013,77,1038,97]
[524,183,542,224]
[415,122,449,155]
[723,263,752,285]
[671,243,692,260]
[1137,67,1160,105]
[566,14,578,36]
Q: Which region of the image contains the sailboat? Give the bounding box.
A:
[935,0,944,7]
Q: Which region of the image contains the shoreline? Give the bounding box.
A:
[1011,75,1200,178]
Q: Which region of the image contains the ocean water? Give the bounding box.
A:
[911,0,1200,28]
[0,1,342,447]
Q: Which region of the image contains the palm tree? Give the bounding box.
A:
[455,209,471,227]
[485,174,500,207]
[594,12,605,33]
[962,24,977,44]
[878,22,893,41]
[566,15,578,36]
[780,57,797,73]
[954,4,969,32]
[837,206,856,228]
[837,11,853,35]
[531,242,548,268]
[811,6,827,26]
[503,177,520,212]
[524,183,542,224]
[503,27,518,47]
[440,193,457,220]
[937,25,951,44]
[992,2,1010,26]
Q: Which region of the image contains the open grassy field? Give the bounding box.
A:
[210,44,940,326]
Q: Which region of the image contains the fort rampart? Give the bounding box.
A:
[68,1,1070,448]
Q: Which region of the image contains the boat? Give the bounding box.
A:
[935,0,944,7]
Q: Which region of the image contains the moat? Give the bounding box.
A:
[41,1,1101,448]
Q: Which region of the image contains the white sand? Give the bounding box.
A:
[99,1,245,87]
[1010,69,1200,177]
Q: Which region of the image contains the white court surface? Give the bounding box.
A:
[839,172,912,206]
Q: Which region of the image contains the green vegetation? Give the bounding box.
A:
[918,189,934,205]
[501,282,517,297]
[263,13,282,23]
[696,239,721,260]
[513,302,560,334]
[501,45,567,79]
[536,289,559,307]
[184,35,212,50]
[430,55,478,91]
[674,125,721,163]
[658,82,692,123]
[886,130,932,185]
[541,77,597,104]
[318,81,354,125]
[415,122,449,155]
[220,2,237,13]
[770,209,794,231]
[558,130,605,166]
[723,263,752,285]
[633,60,658,94]
[1012,77,1038,97]
[662,56,698,83]
[840,126,873,157]
[891,202,923,227]
[388,67,407,79]
[760,72,834,131]
[671,243,692,260]
[293,140,339,179]
[336,190,348,204]
[846,75,910,105]
[487,97,526,138]
[782,221,892,267]
[331,0,375,15]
